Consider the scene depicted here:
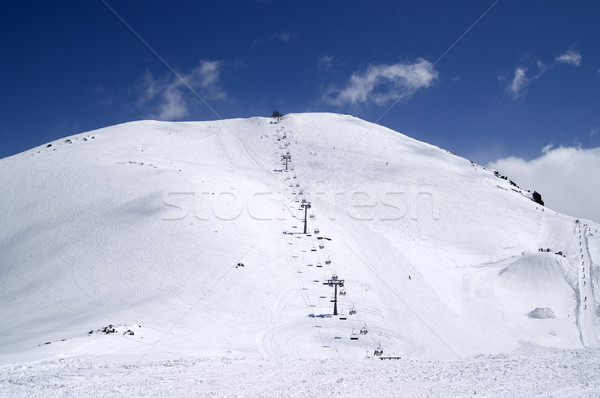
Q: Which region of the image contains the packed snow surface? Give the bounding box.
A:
[1,113,599,395]
[2,349,600,397]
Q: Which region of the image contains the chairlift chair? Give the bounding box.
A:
[316,262,323,268]
[349,308,357,315]
[310,213,315,220]
[314,228,320,234]
[350,330,359,340]
[311,245,317,252]
[360,326,368,335]
[319,242,325,249]
[325,257,331,265]
[339,288,346,296]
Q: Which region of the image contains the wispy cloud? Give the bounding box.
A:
[322,59,438,107]
[504,49,582,100]
[269,31,296,42]
[506,67,530,100]
[488,145,600,222]
[555,50,582,66]
[137,60,226,120]
[317,55,334,71]
[252,31,296,47]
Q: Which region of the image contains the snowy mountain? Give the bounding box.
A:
[1,113,599,368]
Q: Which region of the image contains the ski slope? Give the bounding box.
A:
[0,113,598,371]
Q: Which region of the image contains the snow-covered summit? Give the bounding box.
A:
[0,112,598,363]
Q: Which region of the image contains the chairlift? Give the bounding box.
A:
[293,174,297,179]
[311,245,317,252]
[339,315,347,320]
[339,288,346,296]
[319,242,325,249]
[374,345,383,356]
[360,326,368,335]
[325,257,331,265]
[310,213,315,220]
[314,228,320,234]
[295,182,300,187]
[349,307,357,315]
[316,262,323,268]
[350,330,359,341]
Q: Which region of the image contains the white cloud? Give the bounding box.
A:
[138,60,226,120]
[317,55,334,71]
[591,127,599,137]
[322,59,438,107]
[488,145,600,222]
[555,50,582,66]
[504,49,582,100]
[506,67,530,99]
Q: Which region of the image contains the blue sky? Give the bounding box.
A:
[1,1,600,219]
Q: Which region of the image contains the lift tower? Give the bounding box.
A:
[300,199,311,234]
[323,275,344,315]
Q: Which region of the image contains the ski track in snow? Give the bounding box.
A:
[1,113,600,395]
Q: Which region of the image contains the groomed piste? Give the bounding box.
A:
[1,113,599,395]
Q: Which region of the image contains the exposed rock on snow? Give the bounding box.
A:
[0,113,598,366]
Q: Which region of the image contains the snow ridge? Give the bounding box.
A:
[0,112,598,365]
